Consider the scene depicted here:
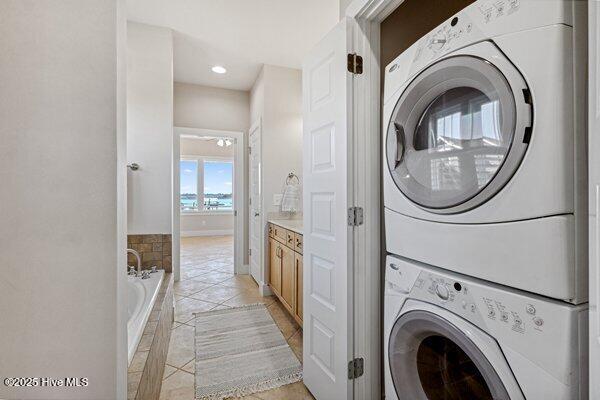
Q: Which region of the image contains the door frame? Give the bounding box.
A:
[173,126,246,279]
[248,118,269,294]
[589,2,598,398]
[341,1,404,399]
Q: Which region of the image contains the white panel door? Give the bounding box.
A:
[302,17,354,400]
[589,2,600,398]
[249,123,262,283]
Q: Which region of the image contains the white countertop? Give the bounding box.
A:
[268,219,303,234]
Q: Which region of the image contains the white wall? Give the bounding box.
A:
[127,22,173,234]
[180,138,234,236]
[339,0,353,18]
[174,83,250,259]
[251,65,303,218]
[174,83,250,132]
[249,64,303,285]
[0,1,126,398]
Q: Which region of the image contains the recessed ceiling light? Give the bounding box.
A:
[211,65,227,74]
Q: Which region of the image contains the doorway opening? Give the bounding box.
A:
[173,127,246,285]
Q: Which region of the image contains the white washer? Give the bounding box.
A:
[382,0,587,302]
[383,255,588,400]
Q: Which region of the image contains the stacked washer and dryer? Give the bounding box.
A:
[382,1,588,399]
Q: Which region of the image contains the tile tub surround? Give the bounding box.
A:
[159,236,314,400]
[128,234,173,272]
[128,273,174,400]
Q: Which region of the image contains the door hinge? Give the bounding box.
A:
[248,146,252,154]
[347,53,363,74]
[348,358,364,379]
[234,210,238,216]
[347,207,364,226]
[248,248,252,256]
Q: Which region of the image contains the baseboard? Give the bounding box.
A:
[258,282,273,297]
[180,229,233,237]
[236,264,250,274]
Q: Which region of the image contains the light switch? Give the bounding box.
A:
[273,194,283,206]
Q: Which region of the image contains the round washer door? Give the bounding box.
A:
[386,43,532,214]
[388,310,512,400]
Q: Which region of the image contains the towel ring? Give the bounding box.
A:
[286,172,300,185]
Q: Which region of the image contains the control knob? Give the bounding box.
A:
[435,283,450,300]
[429,34,447,51]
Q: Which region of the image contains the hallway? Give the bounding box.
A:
[159,236,313,399]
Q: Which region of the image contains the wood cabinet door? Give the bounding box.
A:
[269,238,281,296]
[295,253,303,324]
[273,225,288,243]
[280,244,295,312]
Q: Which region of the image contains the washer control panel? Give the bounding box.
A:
[385,256,556,338]
[413,271,548,335]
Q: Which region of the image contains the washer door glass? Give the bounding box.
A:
[386,54,530,213]
[388,310,510,400]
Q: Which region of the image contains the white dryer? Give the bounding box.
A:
[383,255,588,400]
[382,0,588,303]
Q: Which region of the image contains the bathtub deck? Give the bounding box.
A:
[160,235,311,400]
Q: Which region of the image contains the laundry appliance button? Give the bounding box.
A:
[526,304,536,315]
[435,284,450,300]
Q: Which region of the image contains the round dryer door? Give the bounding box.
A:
[386,48,532,213]
[388,310,511,399]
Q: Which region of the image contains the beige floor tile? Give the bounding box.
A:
[220,275,260,290]
[209,303,233,311]
[181,359,195,374]
[163,364,178,380]
[128,351,149,373]
[267,300,300,339]
[193,271,234,284]
[179,270,206,280]
[127,371,143,400]
[254,382,315,400]
[223,291,276,307]
[166,324,195,368]
[173,279,215,296]
[187,285,248,303]
[287,329,303,363]
[159,370,195,400]
[136,333,154,352]
[175,297,220,323]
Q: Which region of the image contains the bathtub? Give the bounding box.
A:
[127,270,165,365]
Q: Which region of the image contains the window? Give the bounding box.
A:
[180,158,233,213]
[180,160,199,211]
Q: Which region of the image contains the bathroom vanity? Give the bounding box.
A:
[267,220,303,327]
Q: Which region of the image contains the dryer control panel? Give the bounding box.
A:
[383,0,571,104]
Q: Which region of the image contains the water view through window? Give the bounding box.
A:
[180,159,233,212]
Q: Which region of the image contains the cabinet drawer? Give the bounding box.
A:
[286,231,295,249]
[273,224,288,243]
[294,233,303,254]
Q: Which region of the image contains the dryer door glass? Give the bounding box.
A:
[386,54,530,213]
[388,310,510,399]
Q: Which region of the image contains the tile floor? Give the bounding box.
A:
[160,235,314,400]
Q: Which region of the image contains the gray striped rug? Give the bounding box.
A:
[194,303,302,400]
